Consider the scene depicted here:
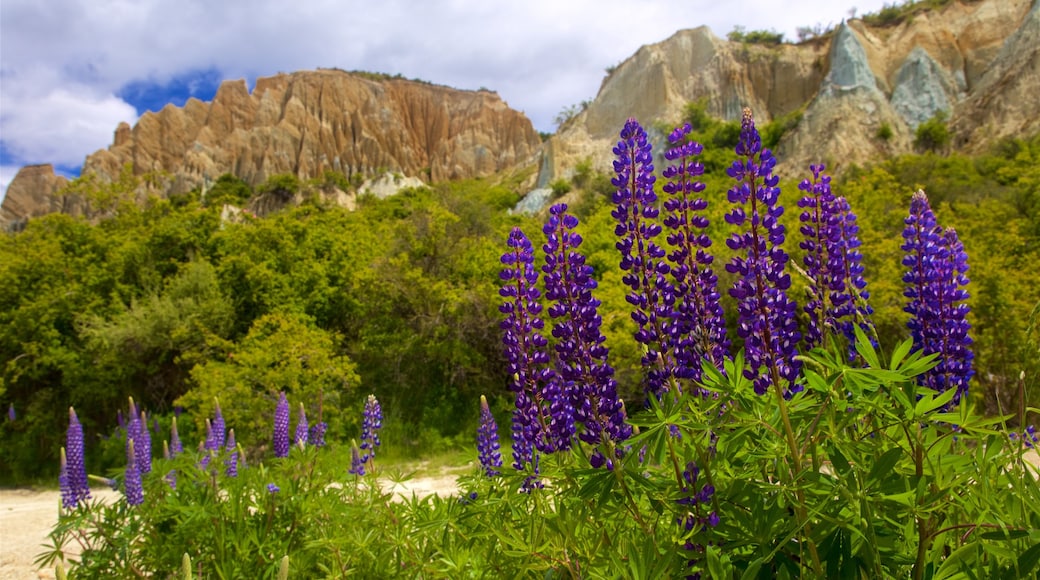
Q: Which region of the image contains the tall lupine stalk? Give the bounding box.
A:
[724,108,801,398]
[477,395,503,477]
[797,164,874,352]
[124,439,144,506]
[225,429,239,478]
[661,123,728,379]
[126,399,152,474]
[902,191,974,407]
[725,108,820,573]
[60,407,91,510]
[360,394,382,464]
[308,390,328,448]
[273,392,290,458]
[611,118,679,396]
[136,410,152,475]
[543,204,631,467]
[211,400,226,450]
[294,404,309,450]
[499,227,559,481]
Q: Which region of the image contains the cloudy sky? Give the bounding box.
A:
[0,0,892,199]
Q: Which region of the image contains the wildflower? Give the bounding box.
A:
[662,123,728,378]
[797,165,873,351]
[499,226,555,477]
[211,399,226,450]
[360,394,382,462]
[308,421,328,448]
[273,392,290,458]
[724,108,801,397]
[136,411,152,475]
[543,203,630,457]
[6,403,14,422]
[163,440,177,489]
[611,118,678,396]
[348,440,365,476]
[61,408,91,510]
[125,439,144,507]
[267,483,280,494]
[477,395,503,477]
[901,191,973,406]
[294,404,308,449]
[225,429,239,477]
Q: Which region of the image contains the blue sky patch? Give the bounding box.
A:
[118,67,224,116]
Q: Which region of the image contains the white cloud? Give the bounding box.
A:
[0,0,893,185]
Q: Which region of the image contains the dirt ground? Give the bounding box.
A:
[2,451,1037,579]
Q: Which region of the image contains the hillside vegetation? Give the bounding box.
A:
[1,130,1039,482]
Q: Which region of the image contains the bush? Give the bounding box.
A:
[876,121,894,141]
[204,174,252,207]
[550,178,572,198]
[914,110,951,152]
[257,173,301,201]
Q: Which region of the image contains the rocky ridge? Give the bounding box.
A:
[2,70,542,226]
[3,0,1037,225]
[544,0,1036,186]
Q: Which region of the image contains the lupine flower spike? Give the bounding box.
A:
[662,122,728,379]
[499,226,557,484]
[611,118,678,396]
[225,429,239,477]
[902,190,973,407]
[125,439,144,506]
[360,394,382,465]
[61,407,91,510]
[136,410,152,474]
[294,404,308,450]
[543,203,630,465]
[477,395,503,477]
[212,399,226,450]
[308,390,328,448]
[724,108,801,397]
[797,164,874,352]
[273,392,290,458]
[348,439,365,476]
[170,416,183,455]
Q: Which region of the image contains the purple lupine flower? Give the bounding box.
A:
[677,461,719,578]
[348,441,365,476]
[294,404,308,449]
[136,411,152,475]
[662,123,728,379]
[211,400,226,450]
[7,403,14,422]
[902,191,974,407]
[797,165,874,352]
[124,439,144,507]
[225,429,239,478]
[477,395,503,477]
[612,118,678,396]
[724,108,802,397]
[267,483,280,494]
[61,408,91,510]
[499,226,557,476]
[360,395,382,462]
[543,203,630,458]
[308,422,328,448]
[273,392,290,458]
[117,409,125,431]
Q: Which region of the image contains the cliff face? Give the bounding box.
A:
[2,70,542,224]
[545,0,1036,182]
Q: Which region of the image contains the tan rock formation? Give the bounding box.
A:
[0,165,72,228]
[543,0,1035,185]
[2,69,542,226]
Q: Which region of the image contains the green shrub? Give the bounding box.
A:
[914,110,950,152]
[257,173,301,201]
[876,122,894,141]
